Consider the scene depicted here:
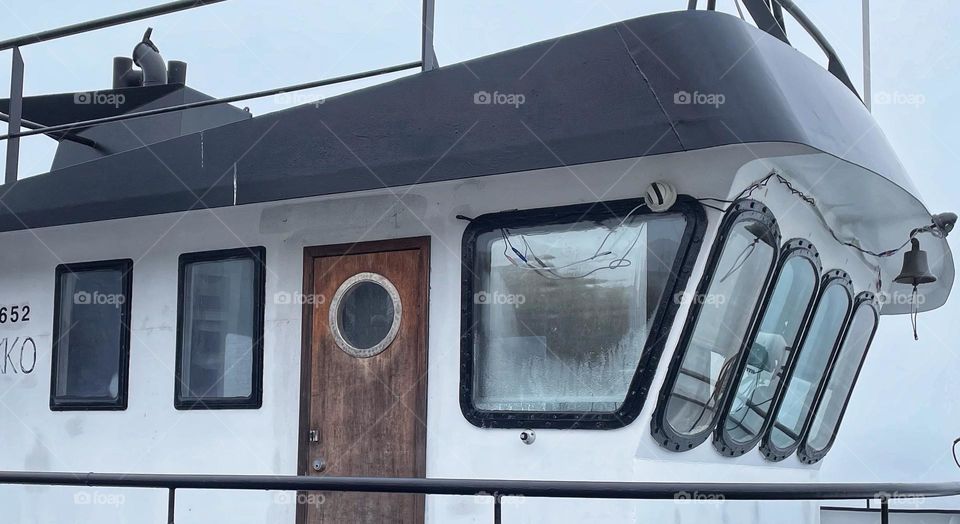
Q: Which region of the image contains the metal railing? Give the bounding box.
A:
[0,0,437,184]
[693,0,859,98]
[1,471,958,523]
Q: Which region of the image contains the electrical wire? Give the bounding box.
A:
[736,171,938,259]
[499,202,651,280]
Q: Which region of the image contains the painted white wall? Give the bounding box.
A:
[0,142,905,523]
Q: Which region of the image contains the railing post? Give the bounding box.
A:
[5,46,23,185]
[880,496,889,524]
[421,0,437,71]
[167,487,176,524]
[493,492,501,524]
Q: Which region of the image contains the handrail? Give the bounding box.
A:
[0,471,958,523]
[0,0,228,51]
[0,471,958,500]
[770,0,858,97]
[0,60,423,143]
[737,0,859,98]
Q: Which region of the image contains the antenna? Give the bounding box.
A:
[862,0,872,111]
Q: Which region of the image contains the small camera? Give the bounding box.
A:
[519,430,536,445]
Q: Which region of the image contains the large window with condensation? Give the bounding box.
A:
[51,259,133,411]
[714,240,820,456]
[175,247,266,410]
[799,294,879,464]
[761,271,853,461]
[651,200,779,451]
[460,198,705,429]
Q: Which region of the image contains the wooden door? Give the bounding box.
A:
[299,237,429,524]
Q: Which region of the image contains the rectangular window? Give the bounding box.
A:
[461,198,704,429]
[51,259,133,410]
[175,247,265,409]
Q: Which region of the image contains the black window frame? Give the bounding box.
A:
[50,258,134,411]
[650,199,781,451]
[797,292,879,464]
[174,246,266,410]
[459,196,706,429]
[712,238,822,457]
[759,269,854,462]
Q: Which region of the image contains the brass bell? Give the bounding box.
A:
[894,238,937,286]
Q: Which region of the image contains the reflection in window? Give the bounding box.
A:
[471,211,688,413]
[337,280,396,350]
[177,248,265,409]
[803,299,878,460]
[767,279,851,454]
[661,218,777,438]
[721,253,818,448]
[52,260,132,410]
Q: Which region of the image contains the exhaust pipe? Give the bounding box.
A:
[132,28,167,86]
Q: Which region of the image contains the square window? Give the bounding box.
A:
[175,247,265,409]
[461,199,704,429]
[51,260,133,410]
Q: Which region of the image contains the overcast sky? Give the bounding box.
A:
[1,0,958,502]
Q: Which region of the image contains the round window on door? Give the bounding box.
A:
[329,272,403,358]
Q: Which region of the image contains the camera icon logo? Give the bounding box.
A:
[674,91,692,105]
[274,292,292,305]
[74,92,92,104]
[73,491,92,505]
[473,91,492,105]
[73,291,92,305]
[474,291,490,304]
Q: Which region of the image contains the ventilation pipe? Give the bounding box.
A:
[132,28,167,86]
[112,57,143,88]
[167,60,187,84]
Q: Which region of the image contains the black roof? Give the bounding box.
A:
[0,10,908,232]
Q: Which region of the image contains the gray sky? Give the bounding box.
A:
[1,0,958,496]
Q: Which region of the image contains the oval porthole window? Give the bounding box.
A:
[329,272,402,358]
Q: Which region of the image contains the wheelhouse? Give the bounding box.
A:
[0,4,954,524]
